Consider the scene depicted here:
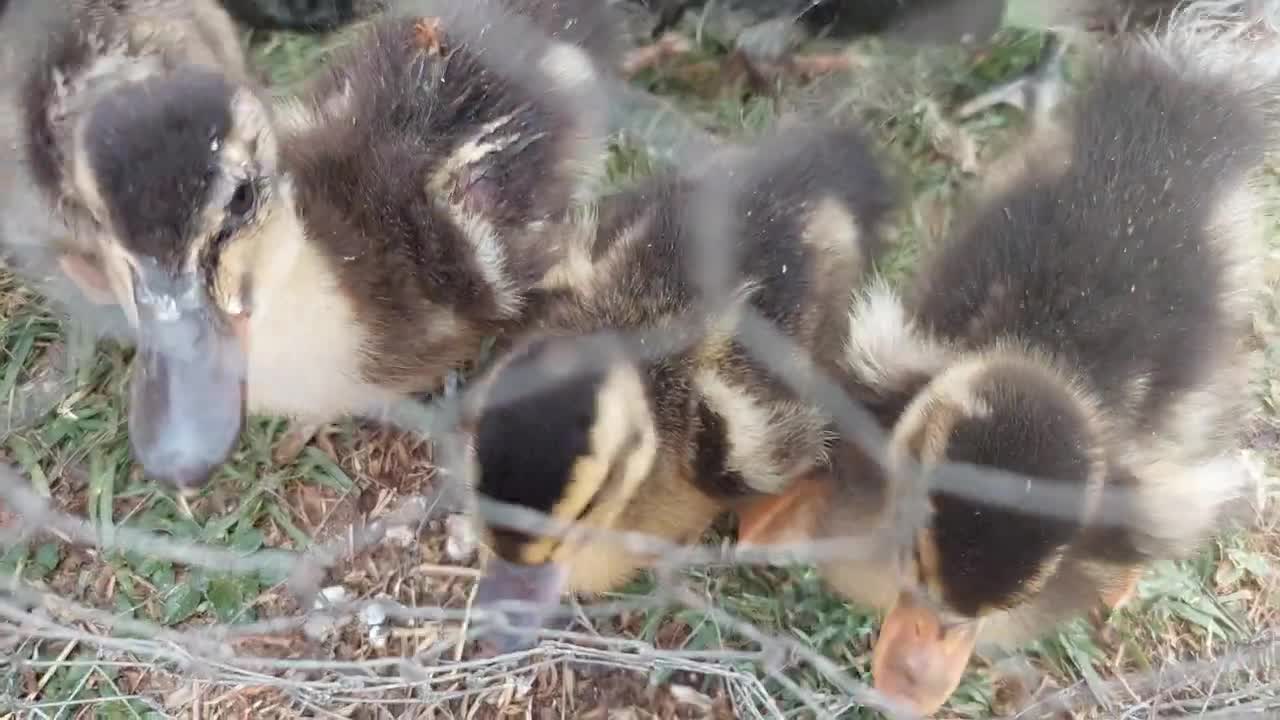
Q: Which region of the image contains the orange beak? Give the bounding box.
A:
[736,470,833,545]
[1100,565,1144,612]
[871,591,979,715]
[59,252,118,306]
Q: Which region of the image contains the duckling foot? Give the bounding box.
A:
[954,34,1069,122]
[722,48,858,93]
[787,51,861,80]
[620,32,693,77]
[1100,566,1144,612]
[58,253,116,306]
[273,422,325,465]
[443,369,465,399]
[729,17,859,86]
[735,17,804,70]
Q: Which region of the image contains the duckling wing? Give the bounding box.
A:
[680,124,894,495]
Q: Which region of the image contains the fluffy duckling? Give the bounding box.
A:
[458,122,894,649]
[0,0,250,310]
[0,0,259,473]
[2,0,616,490]
[739,3,1274,713]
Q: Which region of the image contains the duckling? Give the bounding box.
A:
[457,122,894,649]
[741,3,1273,713]
[0,0,251,309]
[2,0,618,490]
[229,0,620,474]
[0,0,260,471]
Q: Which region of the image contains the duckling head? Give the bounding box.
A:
[873,351,1105,714]
[61,67,290,492]
[463,333,659,651]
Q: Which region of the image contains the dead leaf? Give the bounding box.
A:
[669,684,713,712]
[920,100,979,174]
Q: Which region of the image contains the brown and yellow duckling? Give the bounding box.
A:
[456,122,895,648]
[0,0,250,322]
[145,0,622,489]
[3,0,619,490]
[738,4,1273,713]
[0,0,264,479]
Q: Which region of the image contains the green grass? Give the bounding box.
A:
[2,17,1278,720]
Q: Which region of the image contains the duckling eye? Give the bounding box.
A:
[227,180,256,220]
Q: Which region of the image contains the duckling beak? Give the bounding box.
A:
[736,470,832,545]
[871,590,979,715]
[472,556,569,653]
[127,272,247,492]
[1100,565,1144,612]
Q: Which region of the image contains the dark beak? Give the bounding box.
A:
[127,276,246,493]
[472,556,569,653]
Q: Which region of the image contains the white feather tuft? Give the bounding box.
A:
[1129,453,1254,556]
[843,277,948,390]
[1142,0,1280,128]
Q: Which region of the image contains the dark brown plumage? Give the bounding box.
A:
[1,0,261,486]
[277,6,611,391]
[2,0,622,489]
[175,0,623,490]
[460,122,894,650]
[3,0,251,275]
[819,5,1269,712]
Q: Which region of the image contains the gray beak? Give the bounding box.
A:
[473,557,569,653]
[127,274,246,493]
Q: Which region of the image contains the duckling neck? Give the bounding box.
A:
[243,204,396,423]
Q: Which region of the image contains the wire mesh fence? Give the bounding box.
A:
[1,0,1279,718]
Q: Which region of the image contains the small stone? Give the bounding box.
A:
[164,683,197,709]
[669,685,712,711]
[443,369,464,398]
[444,513,477,563]
[303,614,342,641]
[399,659,430,682]
[384,524,417,547]
[514,673,534,700]
[313,585,349,610]
[368,623,390,649]
[361,600,388,628]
